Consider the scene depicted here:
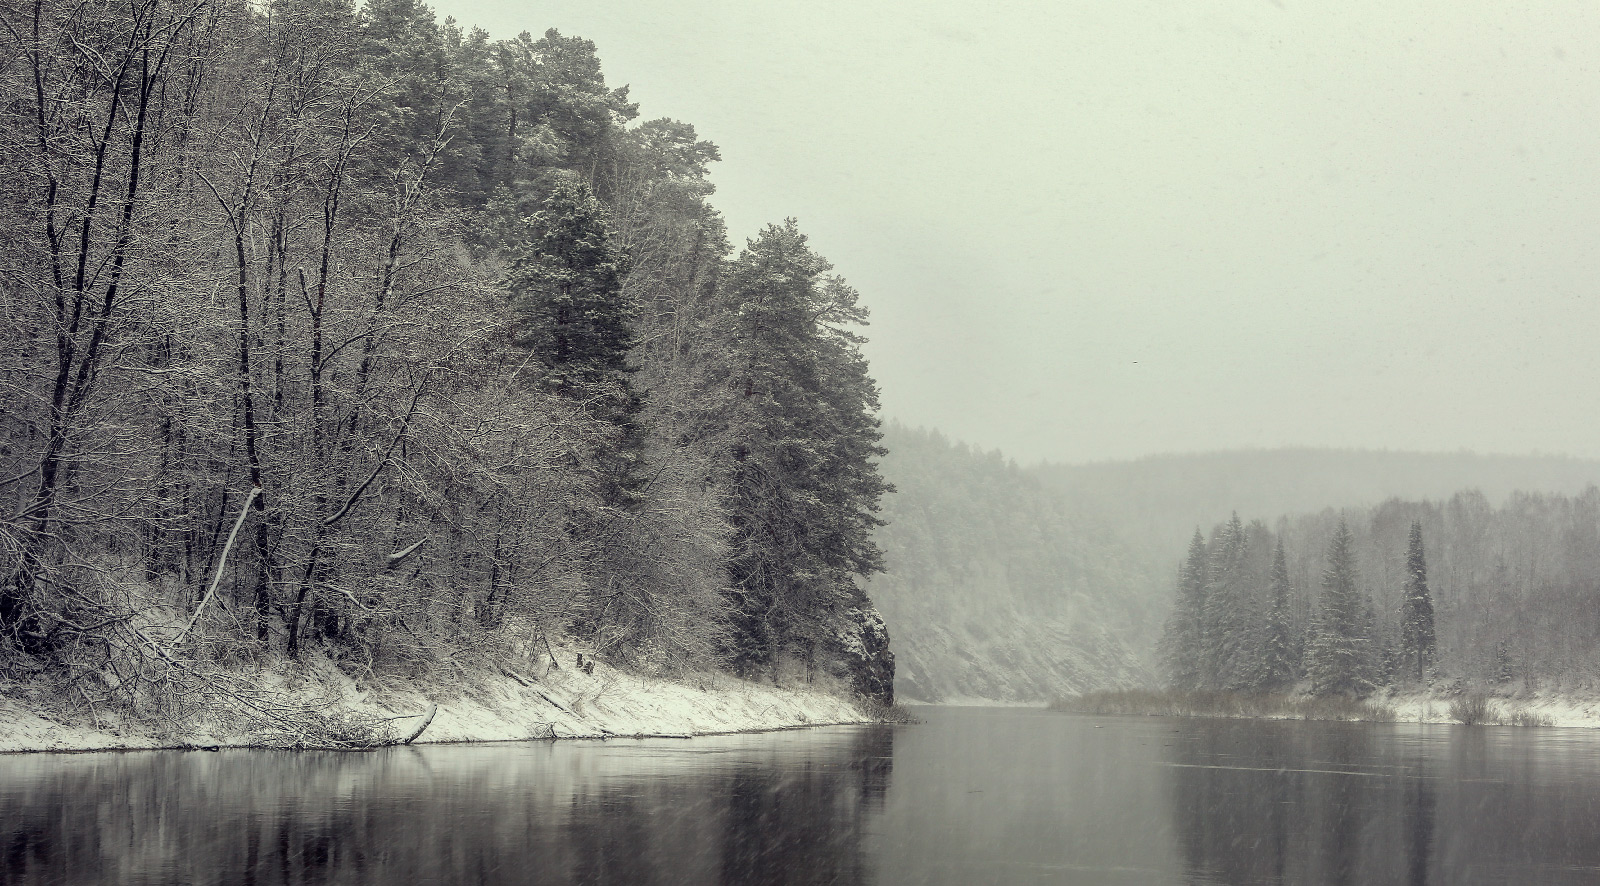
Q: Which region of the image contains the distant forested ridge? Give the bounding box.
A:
[1159,489,1600,694]
[866,425,1155,701]
[0,0,894,718]
[872,427,1600,703]
[1038,449,1600,566]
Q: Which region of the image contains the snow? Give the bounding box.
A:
[1378,690,1600,729]
[0,652,872,754]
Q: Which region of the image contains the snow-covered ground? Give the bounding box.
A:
[0,653,873,753]
[1377,689,1600,728]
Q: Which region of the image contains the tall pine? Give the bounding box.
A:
[1398,521,1437,684]
[507,181,633,398]
[505,180,644,505]
[718,221,894,700]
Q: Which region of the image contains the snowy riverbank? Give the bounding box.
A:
[0,653,875,753]
[1052,686,1600,729]
[1377,689,1600,729]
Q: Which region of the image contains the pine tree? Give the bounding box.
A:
[506,180,634,398]
[1255,537,1297,691]
[505,180,644,505]
[1398,521,1437,684]
[718,221,893,698]
[1160,529,1209,689]
[1307,519,1374,697]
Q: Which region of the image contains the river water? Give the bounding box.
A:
[4,706,1599,885]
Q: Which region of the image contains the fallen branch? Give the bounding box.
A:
[533,688,575,716]
[501,667,530,687]
[401,704,437,744]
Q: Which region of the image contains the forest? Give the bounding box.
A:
[1160,489,1600,696]
[0,0,896,732]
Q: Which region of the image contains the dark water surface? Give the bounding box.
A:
[5,706,1600,885]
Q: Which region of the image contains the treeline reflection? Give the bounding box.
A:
[14,711,1600,886]
[1168,719,1600,886]
[1,726,894,886]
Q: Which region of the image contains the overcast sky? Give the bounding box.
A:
[433,0,1600,465]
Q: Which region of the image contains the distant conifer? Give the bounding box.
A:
[1202,514,1254,691]
[1255,537,1297,691]
[1160,529,1210,689]
[1398,521,1437,684]
[1307,520,1375,696]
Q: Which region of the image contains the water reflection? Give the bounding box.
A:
[9,710,1600,885]
[1168,718,1600,886]
[0,726,894,886]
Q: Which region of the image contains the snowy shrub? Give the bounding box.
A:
[1448,694,1493,725]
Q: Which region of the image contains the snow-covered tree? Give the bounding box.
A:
[506,181,635,404]
[718,221,894,700]
[1160,529,1210,689]
[1307,520,1375,697]
[1255,537,1297,691]
[1398,521,1437,684]
[1202,514,1254,691]
[505,179,645,509]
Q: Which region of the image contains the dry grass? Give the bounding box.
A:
[1048,689,1396,723]
[1501,707,1555,727]
[1445,694,1554,727]
[1446,694,1492,725]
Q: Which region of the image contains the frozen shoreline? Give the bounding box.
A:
[0,654,874,754]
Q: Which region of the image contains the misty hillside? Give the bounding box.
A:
[865,425,1158,702]
[872,429,1600,702]
[1038,449,1600,563]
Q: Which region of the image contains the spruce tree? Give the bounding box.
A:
[1307,520,1374,696]
[1398,521,1437,684]
[1160,529,1209,689]
[1256,537,1297,691]
[1201,514,1253,691]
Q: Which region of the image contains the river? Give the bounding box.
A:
[4,706,1599,884]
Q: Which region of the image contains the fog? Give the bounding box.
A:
[430,0,1600,464]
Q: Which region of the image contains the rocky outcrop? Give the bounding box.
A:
[833,602,895,705]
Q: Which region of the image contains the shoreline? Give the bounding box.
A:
[1051,687,1600,729]
[1378,690,1600,728]
[0,652,879,755]
[0,720,882,757]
